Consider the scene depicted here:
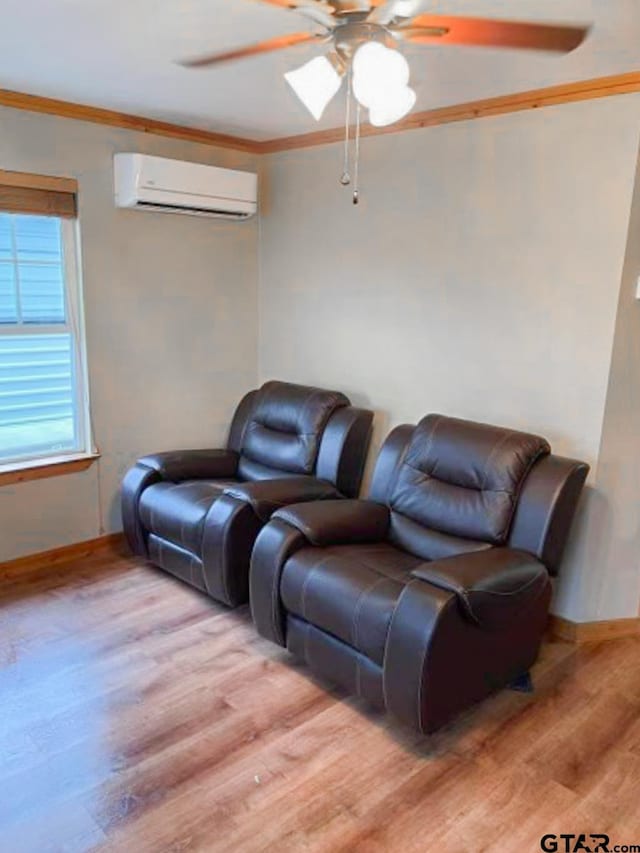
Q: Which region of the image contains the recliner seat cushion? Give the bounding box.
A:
[390,414,550,546]
[138,478,240,554]
[280,543,424,666]
[241,381,349,475]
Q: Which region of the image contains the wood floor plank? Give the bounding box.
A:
[0,551,637,853]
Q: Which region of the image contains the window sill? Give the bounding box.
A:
[0,452,100,487]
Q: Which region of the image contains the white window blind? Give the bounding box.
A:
[0,205,92,466]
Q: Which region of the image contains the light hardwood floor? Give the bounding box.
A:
[1,549,639,853]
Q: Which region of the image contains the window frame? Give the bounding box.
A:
[0,208,95,474]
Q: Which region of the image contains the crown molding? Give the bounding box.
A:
[0,88,263,154]
[260,70,640,153]
[1,71,639,157]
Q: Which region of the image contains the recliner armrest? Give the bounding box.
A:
[223,477,341,523]
[273,499,390,546]
[137,449,239,481]
[411,548,548,627]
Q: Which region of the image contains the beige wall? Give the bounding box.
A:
[583,147,640,620]
[259,95,640,621]
[0,106,259,561]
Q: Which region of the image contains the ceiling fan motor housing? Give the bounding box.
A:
[334,21,395,59]
[332,0,376,15]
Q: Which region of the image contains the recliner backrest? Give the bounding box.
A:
[385,414,550,561]
[237,381,350,479]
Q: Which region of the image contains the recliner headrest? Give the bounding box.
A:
[241,381,350,475]
[390,414,550,545]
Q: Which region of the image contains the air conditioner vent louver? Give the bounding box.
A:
[135,201,252,220]
[113,154,257,221]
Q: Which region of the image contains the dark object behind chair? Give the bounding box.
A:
[250,413,588,733]
[122,381,373,607]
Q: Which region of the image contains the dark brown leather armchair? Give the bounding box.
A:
[250,414,588,733]
[121,381,373,607]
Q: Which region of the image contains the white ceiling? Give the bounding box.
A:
[0,0,638,140]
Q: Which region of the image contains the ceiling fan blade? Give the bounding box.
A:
[367,0,423,25]
[394,15,589,53]
[250,0,333,10]
[179,32,324,68]
[249,0,337,28]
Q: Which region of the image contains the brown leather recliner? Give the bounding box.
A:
[121,381,373,607]
[250,414,589,733]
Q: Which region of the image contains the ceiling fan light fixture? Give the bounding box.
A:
[389,0,422,18]
[368,85,416,126]
[284,55,343,121]
[352,41,410,109]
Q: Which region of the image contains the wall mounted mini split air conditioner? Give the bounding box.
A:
[113,153,257,220]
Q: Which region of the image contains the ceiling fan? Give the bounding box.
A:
[180,1,589,120]
[179,0,589,201]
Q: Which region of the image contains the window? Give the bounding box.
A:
[0,175,92,468]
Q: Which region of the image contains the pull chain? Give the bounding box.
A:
[340,67,352,186]
[353,101,361,205]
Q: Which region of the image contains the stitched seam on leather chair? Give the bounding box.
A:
[480,430,516,491]
[148,498,156,539]
[459,590,479,624]
[470,576,548,625]
[257,383,274,425]
[219,508,233,604]
[399,461,516,494]
[270,531,305,639]
[300,387,344,444]
[472,572,544,599]
[417,640,428,725]
[181,492,214,550]
[237,392,257,449]
[252,427,318,438]
[416,593,454,727]
[303,618,311,667]
[393,466,521,545]
[383,436,412,504]
[250,421,301,437]
[294,388,309,436]
[410,594,433,727]
[267,537,293,638]
[299,554,335,621]
[296,388,319,437]
[495,576,548,610]
[270,563,281,638]
[419,414,442,470]
[267,529,305,639]
[350,575,390,650]
[397,459,424,476]
[180,500,187,549]
[351,548,424,580]
[503,446,553,541]
[534,461,582,553]
[451,572,544,624]
[354,551,419,583]
[347,554,391,580]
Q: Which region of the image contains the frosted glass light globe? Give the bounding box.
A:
[284,56,343,121]
[352,42,410,109]
[369,86,417,127]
